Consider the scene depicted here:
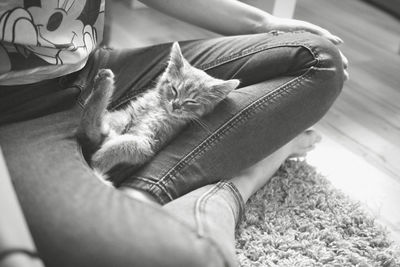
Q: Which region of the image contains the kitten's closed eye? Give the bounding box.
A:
[183,100,201,114]
[171,85,178,97]
[184,99,198,105]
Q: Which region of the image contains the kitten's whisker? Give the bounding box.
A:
[233,90,258,98]
[192,118,212,134]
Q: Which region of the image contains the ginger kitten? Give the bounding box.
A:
[77,42,239,176]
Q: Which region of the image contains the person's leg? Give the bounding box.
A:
[164,181,245,267]
[230,129,322,201]
[163,129,322,266]
[109,32,345,204]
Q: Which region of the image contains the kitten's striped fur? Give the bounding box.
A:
[77,42,240,176]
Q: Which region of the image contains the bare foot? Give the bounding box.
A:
[230,130,322,202]
[288,129,322,158]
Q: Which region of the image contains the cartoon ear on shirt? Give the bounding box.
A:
[0,8,39,46]
[0,0,103,66]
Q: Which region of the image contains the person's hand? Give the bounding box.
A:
[267,17,349,80]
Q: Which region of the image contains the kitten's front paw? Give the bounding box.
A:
[93,69,115,90]
[96,68,114,80]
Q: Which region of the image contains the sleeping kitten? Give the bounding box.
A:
[77,42,240,174]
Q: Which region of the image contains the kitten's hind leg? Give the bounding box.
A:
[91,134,154,173]
[77,69,115,148]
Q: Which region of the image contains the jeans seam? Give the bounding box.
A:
[155,67,317,200]
[194,182,224,237]
[223,181,246,227]
[200,42,317,72]
[120,176,173,203]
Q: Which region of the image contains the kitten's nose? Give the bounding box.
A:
[172,101,181,110]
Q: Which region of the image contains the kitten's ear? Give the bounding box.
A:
[213,79,240,95]
[168,42,184,70]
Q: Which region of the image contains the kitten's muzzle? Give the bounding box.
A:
[172,101,181,110]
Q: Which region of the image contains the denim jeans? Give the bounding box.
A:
[0,32,344,267]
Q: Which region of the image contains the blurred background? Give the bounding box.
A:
[107,0,400,243]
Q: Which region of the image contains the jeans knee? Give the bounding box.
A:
[308,34,345,92]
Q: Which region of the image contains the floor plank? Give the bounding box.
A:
[307,133,400,244]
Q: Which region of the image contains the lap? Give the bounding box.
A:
[0,31,343,265]
[78,32,341,204]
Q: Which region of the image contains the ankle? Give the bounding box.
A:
[230,146,292,202]
[230,175,253,203]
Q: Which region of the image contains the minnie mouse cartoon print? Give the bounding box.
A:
[0,0,104,84]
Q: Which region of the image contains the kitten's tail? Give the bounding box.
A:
[77,69,115,151]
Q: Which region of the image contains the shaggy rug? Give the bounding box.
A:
[235,160,400,267]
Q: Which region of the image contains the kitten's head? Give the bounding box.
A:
[157,42,240,120]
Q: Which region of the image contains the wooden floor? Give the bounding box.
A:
[109,0,400,244]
